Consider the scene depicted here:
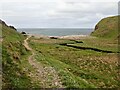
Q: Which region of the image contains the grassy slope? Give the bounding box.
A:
[91,16,119,39]
[1,22,39,88]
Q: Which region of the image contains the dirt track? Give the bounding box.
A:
[23,35,63,88]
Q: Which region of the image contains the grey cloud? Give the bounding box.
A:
[1,1,119,28]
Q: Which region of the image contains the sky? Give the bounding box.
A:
[0,0,119,28]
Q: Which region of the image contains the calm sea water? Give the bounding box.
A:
[17,28,93,36]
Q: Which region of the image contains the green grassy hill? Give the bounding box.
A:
[1,20,38,88]
[91,16,119,39]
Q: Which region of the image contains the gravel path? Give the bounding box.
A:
[23,35,63,88]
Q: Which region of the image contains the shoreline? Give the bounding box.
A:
[26,34,95,40]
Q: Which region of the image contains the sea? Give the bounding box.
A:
[17,28,94,36]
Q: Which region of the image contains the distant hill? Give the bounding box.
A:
[91,16,120,39]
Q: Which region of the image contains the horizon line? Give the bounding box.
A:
[17,27,94,29]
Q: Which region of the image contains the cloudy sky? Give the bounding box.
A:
[0,0,119,28]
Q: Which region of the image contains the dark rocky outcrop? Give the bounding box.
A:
[0,19,17,31]
[50,36,58,39]
[0,19,7,26]
[9,26,17,30]
[95,25,98,30]
[21,31,26,34]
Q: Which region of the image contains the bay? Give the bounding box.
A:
[17,28,94,36]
